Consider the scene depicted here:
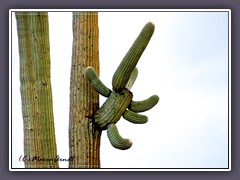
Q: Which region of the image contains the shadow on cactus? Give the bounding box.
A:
[85,22,159,150]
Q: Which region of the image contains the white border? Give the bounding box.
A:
[9,10,12,172]
[9,9,231,171]
[228,9,232,171]
[11,9,231,12]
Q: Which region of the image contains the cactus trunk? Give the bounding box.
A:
[16,12,59,168]
[69,12,101,168]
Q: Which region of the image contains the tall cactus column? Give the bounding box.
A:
[69,12,101,168]
[16,12,59,168]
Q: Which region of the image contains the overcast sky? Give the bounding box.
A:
[11,10,230,169]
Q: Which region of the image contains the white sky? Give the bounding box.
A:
[11,10,230,169]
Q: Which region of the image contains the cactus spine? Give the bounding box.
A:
[85,22,159,150]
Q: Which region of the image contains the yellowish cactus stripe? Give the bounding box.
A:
[126,67,138,90]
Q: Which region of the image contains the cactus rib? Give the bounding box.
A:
[129,95,159,113]
[85,67,112,97]
[126,67,138,90]
[123,110,148,124]
[112,22,155,92]
[107,124,132,150]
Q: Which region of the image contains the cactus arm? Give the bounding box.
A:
[126,67,138,90]
[112,22,155,92]
[85,67,112,97]
[123,110,148,124]
[107,124,132,150]
[129,95,159,113]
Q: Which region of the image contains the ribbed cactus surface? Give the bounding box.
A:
[69,12,101,168]
[16,12,59,168]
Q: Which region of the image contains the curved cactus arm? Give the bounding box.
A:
[123,110,148,124]
[128,95,159,113]
[112,22,155,92]
[126,67,138,90]
[85,67,112,97]
[107,124,132,150]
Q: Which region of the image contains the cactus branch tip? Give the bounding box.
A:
[147,21,155,28]
[85,66,112,97]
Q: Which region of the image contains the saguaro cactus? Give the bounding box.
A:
[16,12,59,168]
[69,12,101,168]
[85,22,159,150]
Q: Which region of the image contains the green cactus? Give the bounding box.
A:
[123,110,148,124]
[85,67,112,97]
[112,22,155,92]
[107,124,132,150]
[93,88,133,130]
[129,95,159,113]
[85,22,159,150]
